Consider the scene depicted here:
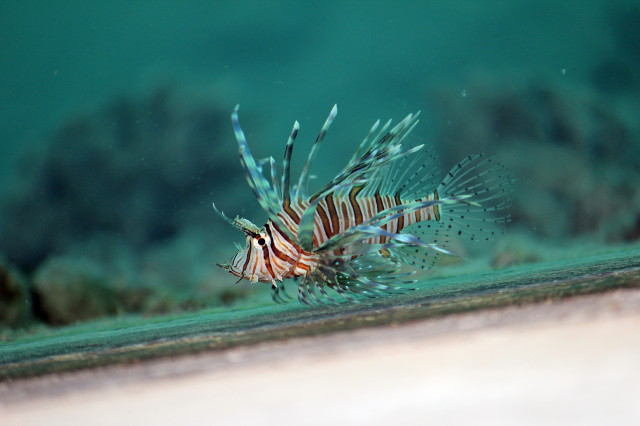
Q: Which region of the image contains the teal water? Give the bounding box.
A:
[0,1,638,331]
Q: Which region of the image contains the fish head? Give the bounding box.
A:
[216,216,275,283]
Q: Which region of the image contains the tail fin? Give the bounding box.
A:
[437,154,514,242]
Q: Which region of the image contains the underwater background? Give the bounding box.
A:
[1,0,638,331]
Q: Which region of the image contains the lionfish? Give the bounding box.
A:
[214,105,512,305]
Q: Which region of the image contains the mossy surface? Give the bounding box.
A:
[1,246,638,381]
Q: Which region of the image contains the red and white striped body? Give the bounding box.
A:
[229,189,441,283]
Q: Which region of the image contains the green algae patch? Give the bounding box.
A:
[1,247,639,381]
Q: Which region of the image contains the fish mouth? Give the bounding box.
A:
[216,263,231,271]
[218,263,244,281]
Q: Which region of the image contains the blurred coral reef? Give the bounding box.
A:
[434,77,640,243]
[0,88,251,330]
[0,256,31,328]
[431,5,640,245]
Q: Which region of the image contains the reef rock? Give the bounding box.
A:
[32,256,122,325]
[0,256,32,328]
[0,87,237,271]
[433,78,640,242]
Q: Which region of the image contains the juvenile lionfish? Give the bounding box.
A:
[214,105,512,305]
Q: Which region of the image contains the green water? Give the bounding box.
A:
[0,2,638,341]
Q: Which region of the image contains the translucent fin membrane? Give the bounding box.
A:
[392,222,448,271]
[271,281,294,304]
[391,154,515,271]
[295,252,416,306]
[437,154,514,242]
[363,137,442,200]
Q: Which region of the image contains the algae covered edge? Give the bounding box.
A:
[0,246,639,381]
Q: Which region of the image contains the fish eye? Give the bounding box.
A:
[252,234,269,249]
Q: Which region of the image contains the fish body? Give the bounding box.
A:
[227,191,441,283]
[215,105,512,305]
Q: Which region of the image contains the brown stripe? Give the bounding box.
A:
[265,224,296,264]
[414,198,423,222]
[433,189,441,221]
[325,193,339,236]
[374,192,387,231]
[316,202,332,239]
[249,251,259,278]
[271,221,295,247]
[231,253,242,269]
[349,185,364,225]
[341,201,350,228]
[284,202,318,248]
[240,247,252,280]
[277,210,300,237]
[295,260,312,272]
[394,192,404,232]
[270,222,311,255]
[283,199,300,224]
[261,244,275,279]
